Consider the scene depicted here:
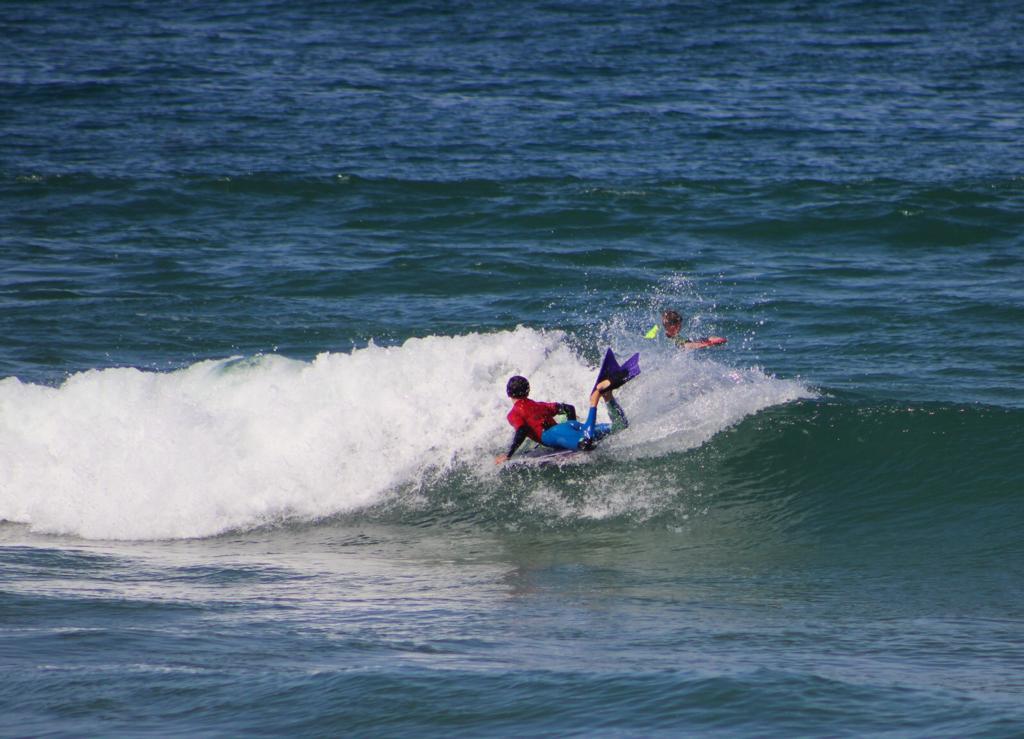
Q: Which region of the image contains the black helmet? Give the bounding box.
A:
[506,375,530,398]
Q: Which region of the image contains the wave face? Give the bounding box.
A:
[0,327,810,540]
[5,323,1019,555]
[398,395,1024,571]
[680,399,1024,550]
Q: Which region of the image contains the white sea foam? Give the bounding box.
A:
[0,327,813,540]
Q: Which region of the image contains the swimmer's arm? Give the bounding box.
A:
[495,426,530,464]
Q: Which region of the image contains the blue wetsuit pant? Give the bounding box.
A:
[540,400,628,451]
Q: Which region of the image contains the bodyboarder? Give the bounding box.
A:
[495,349,639,465]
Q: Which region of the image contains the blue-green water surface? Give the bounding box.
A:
[2,1,1023,736]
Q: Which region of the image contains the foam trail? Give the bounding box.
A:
[0,329,594,539]
[0,328,813,539]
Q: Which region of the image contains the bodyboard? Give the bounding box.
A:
[680,336,727,349]
[502,446,589,468]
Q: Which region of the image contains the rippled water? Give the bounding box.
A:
[2,0,1023,735]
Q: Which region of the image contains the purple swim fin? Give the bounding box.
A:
[594,348,641,391]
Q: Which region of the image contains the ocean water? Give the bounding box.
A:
[2,0,1023,736]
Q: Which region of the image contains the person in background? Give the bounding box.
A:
[644,309,726,349]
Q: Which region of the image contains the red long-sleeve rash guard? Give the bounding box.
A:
[505,398,576,457]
